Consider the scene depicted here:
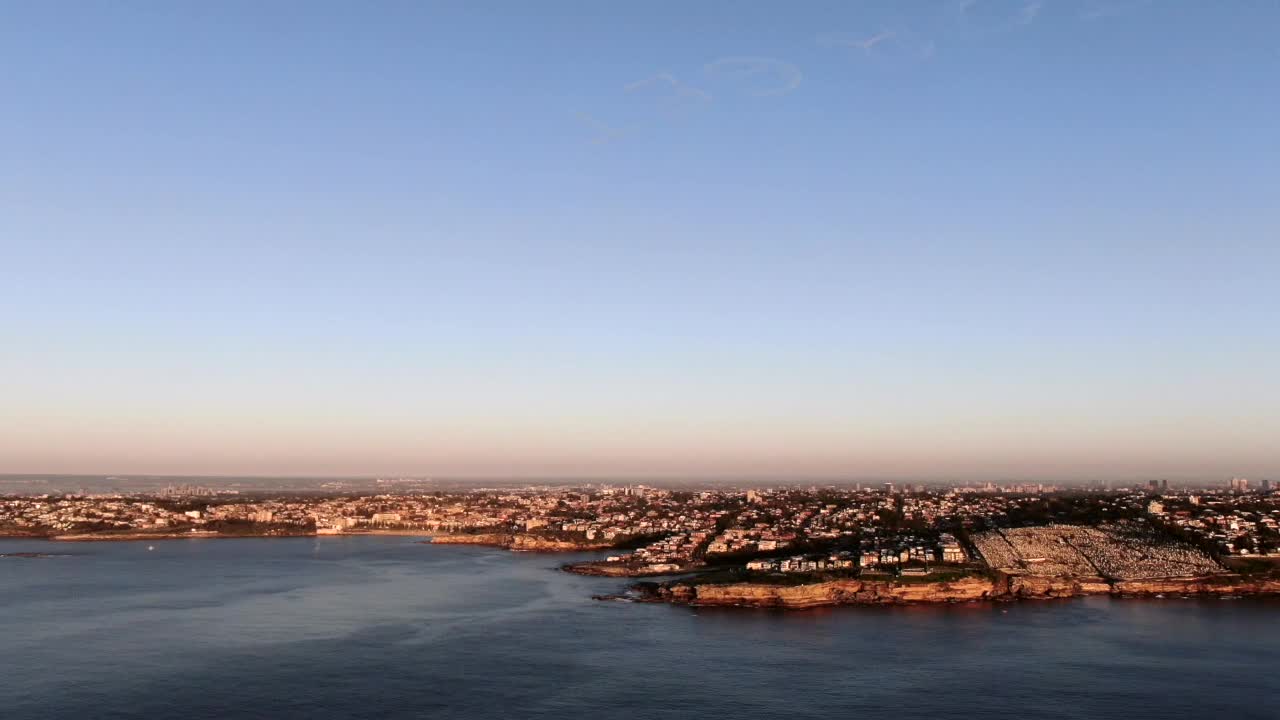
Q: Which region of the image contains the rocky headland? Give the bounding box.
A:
[616,572,1280,609]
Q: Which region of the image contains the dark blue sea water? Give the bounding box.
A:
[2,536,1276,720]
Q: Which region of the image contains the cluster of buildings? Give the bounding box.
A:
[0,496,318,534]
[2,480,1276,579]
[0,497,193,533]
[1147,489,1280,556]
[746,552,857,573]
[156,485,224,498]
[855,533,967,569]
[618,531,714,571]
[600,490,977,574]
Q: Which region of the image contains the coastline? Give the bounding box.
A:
[425,533,615,552]
[12,532,1280,611]
[3,529,434,542]
[619,572,1280,609]
[1,529,612,549]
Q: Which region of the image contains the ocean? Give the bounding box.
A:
[2,536,1276,719]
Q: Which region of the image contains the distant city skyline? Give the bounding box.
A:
[3,3,1278,479]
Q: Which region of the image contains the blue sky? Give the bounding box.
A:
[2,1,1277,479]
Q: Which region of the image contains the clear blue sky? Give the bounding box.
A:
[3,1,1277,480]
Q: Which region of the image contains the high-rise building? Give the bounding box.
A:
[1230,477,1250,492]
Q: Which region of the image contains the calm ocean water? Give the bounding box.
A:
[1,536,1276,720]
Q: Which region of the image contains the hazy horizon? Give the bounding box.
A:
[4,3,1277,480]
[0,470,1267,489]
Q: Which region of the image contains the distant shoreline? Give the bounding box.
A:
[424,532,615,552]
[0,529,435,542]
[0,529,606,548]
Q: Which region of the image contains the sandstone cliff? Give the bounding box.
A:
[642,573,1280,609]
[1003,574,1111,599]
[1110,576,1280,596]
[655,576,998,608]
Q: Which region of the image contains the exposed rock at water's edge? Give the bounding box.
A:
[630,574,1280,609]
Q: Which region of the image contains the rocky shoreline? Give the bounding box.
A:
[425,533,616,552]
[609,573,1280,608]
[0,552,68,559]
[562,560,702,577]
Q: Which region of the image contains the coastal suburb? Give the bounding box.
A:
[5,478,1280,609]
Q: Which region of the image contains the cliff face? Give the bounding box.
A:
[1110,577,1280,595]
[661,576,998,609]
[1004,575,1111,599]
[646,573,1280,609]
